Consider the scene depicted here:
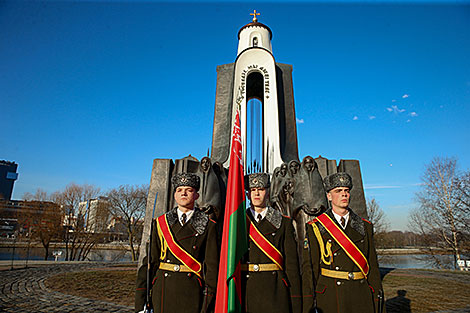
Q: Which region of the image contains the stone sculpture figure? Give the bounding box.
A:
[197,157,223,221]
[270,156,328,246]
[270,166,288,215]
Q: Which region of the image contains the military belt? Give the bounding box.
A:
[240,263,280,272]
[321,268,365,280]
[159,262,193,273]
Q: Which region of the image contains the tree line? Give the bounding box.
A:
[18,183,148,262]
[11,156,470,269]
[366,157,470,269]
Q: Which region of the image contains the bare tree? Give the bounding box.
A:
[22,188,50,202]
[366,198,390,233]
[106,184,148,261]
[408,157,470,269]
[366,198,390,250]
[51,183,101,261]
[17,201,63,260]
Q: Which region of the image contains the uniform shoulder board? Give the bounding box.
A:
[307,218,319,225]
[362,218,372,224]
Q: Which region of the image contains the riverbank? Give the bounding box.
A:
[377,248,453,255]
[0,240,132,250]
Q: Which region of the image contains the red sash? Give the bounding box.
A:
[247,217,284,270]
[315,214,369,277]
[156,214,202,277]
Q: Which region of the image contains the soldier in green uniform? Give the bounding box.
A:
[135,173,219,313]
[302,172,384,313]
[242,173,302,313]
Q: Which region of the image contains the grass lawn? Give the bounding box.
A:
[382,268,470,313]
[45,267,136,306]
[45,266,470,312]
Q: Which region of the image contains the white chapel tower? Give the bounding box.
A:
[211,11,300,174]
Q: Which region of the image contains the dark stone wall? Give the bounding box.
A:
[210,62,299,164]
[276,63,299,163]
[338,159,368,219]
[138,158,172,265]
[211,63,235,164]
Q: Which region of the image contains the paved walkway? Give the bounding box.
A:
[0,261,133,313]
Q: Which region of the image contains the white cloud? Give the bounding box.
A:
[353,116,358,120]
[392,99,396,102]
[402,94,409,98]
[364,184,402,190]
[296,118,304,124]
[410,112,418,117]
[369,115,376,120]
[387,105,406,114]
[406,119,411,123]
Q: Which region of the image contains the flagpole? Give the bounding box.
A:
[214,107,248,313]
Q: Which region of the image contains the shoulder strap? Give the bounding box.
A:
[247,217,283,270]
[156,214,202,277]
[316,214,369,277]
[310,219,332,265]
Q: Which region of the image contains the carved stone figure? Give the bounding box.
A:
[197,157,223,221]
[270,156,328,247]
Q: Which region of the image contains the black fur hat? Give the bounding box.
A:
[323,172,353,192]
[172,173,200,191]
[245,173,270,190]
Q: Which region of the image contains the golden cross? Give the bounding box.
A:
[250,9,260,22]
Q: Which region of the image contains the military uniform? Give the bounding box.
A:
[302,208,383,313]
[242,207,302,313]
[135,208,218,313]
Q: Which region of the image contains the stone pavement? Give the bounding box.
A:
[0,262,133,313]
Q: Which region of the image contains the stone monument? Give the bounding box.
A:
[139,12,368,263]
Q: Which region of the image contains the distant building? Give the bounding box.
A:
[0,160,18,201]
[0,199,62,238]
[78,197,111,233]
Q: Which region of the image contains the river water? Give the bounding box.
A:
[0,246,133,262]
[378,254,455,269]
[0,246,457,268]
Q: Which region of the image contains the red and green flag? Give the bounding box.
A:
[215,109,248,313]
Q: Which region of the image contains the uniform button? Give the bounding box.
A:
[195,233,199,236]
[328,239,332,243]
[166,260,171,263]
[187,273,192,277]
[193,245,197,250]
[164,273,169,277]
[333,253,337,256]
[336,281,341,286]
[272,233,275,236]
[335,266,340,270]
[246,274,250,278]
[272,271,276,275]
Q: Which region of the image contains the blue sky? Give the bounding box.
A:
[1,1,469,230]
